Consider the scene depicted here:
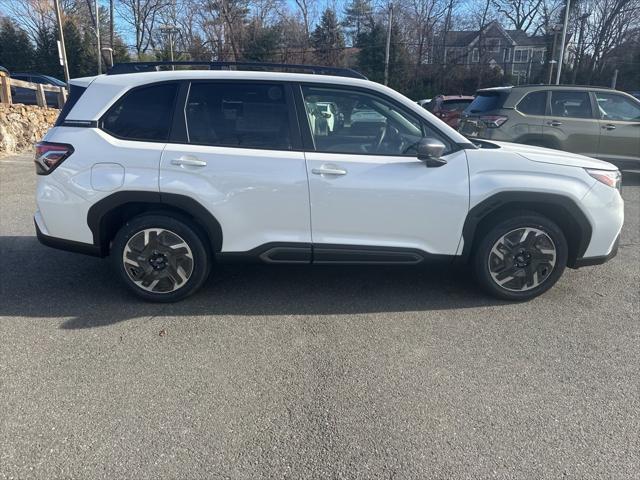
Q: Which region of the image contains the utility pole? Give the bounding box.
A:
[556,0,571,84]
[611,69,618,89]
[94,0,102,74]
[161,26,180,67]
[109,0,114,51]
[53,0,70,86]
[384,2,393,86]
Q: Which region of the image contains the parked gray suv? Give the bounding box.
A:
[458,85,640,168]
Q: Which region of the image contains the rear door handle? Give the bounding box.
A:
[602,124,616,130]
[312,165,347,176]
[171,156,207,167]
[547,120,562,126]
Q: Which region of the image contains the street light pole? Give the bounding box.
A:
[95,0,102,74]
[53,0,70,86]
[556,0,571,84]
[160,26,180,68]
[384,2,393,86]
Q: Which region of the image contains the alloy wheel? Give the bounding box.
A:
[122,228,194,293]
[488,227,557,292]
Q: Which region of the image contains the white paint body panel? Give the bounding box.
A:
[465,148,623,257]
[36,126,163,243]
[305,150,469,254]
[160,144,311,251]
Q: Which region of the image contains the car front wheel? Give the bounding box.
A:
[112,214,210,302]
[474,213,568,300]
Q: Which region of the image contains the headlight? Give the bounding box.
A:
[586,169,622,191]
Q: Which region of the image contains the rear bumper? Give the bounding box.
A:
[35,217,102,257]
[571,235,619,268]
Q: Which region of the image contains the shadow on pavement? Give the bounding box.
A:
[0,236,505,329]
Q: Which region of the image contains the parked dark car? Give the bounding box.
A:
[10,73,66,108]
[426,95,474,128]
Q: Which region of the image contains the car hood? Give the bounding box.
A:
[484,141,618,171]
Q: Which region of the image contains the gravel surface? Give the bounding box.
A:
[1,154,638,479]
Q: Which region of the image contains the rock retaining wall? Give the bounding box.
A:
[0,104,59,154]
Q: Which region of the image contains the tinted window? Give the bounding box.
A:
[595,92,640,121]
[517,91,546,115]
[301,85,450,156]
[185,82,292,150]
[54,84,87,126]
[102,83,178,141]
[41,75,66,87]
[465,92,505,113]
[440,100,473,111]
[550,91,592,118]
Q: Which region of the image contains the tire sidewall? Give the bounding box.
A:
[112,214,210,302]
[474,214,568,301]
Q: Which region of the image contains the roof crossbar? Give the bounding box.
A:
[107,61,367,79]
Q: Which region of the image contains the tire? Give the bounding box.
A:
[473,212,568,301]
[111,214,211,302]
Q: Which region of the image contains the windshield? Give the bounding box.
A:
[441,100,473,112]
[42,75,66,86]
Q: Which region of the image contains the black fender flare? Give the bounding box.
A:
[459,191,592,266]
[87,191,223,256]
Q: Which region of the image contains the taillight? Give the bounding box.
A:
[480,115,508,128]
[34,141,74,175]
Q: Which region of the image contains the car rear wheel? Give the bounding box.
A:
[474,213,568,300]
[112,214,210,302]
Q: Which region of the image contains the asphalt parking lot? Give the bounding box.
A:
[1,153,638,479]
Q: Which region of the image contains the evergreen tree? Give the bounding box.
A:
[34,27,62,78]
[63,21,94,78]
[0,18,35,72]
[243,21,281,62]
[312,9,345,66]
[356,20,409,89]
[342,0,373,46]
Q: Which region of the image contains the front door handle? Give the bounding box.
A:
[171,156,207,167]
[311,165,347,176]
[602,124,616,130]
[547,120,562,126]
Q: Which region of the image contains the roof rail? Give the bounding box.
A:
[107,61,367,80]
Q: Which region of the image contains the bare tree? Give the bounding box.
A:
[492,0,544,32]
[116,0,169,58]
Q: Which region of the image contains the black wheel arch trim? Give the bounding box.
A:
[460,191,593,267]
[86,191,223,256]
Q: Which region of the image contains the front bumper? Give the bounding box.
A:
[571,235,619,268]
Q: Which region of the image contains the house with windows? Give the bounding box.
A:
[436,21,548,84]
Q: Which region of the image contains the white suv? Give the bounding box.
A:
[34,62,624,302]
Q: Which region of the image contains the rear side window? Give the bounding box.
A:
[102,83,178,141]
[466,93,504,113]
[185,82,292,150]
[550,91,592,119]
[517,91,547,115]
[55,84,86,126]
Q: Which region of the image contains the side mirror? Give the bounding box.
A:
[417,138,447,167]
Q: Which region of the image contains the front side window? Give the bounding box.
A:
[102,83,178,141]
[185,82,292,150]
[301,85,450,156]
[595,92,640,121]
[517,91,547,116]
[550,91,593,118]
